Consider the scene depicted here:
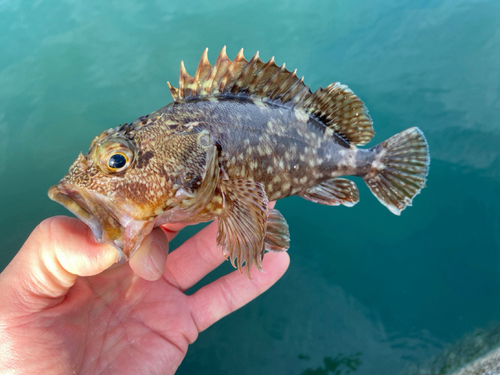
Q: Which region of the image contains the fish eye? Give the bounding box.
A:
[108,153,128,170]
[96,137,135,174]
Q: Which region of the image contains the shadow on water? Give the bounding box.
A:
[298,352,363,375]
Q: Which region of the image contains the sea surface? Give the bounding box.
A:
[1,0,499,374]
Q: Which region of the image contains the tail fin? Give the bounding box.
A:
[363,127,429,215]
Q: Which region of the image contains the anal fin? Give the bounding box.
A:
[217,179,268,275]
[300,178,359,207]
[265,208,290,252]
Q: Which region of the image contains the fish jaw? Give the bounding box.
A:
[47,181,155,261]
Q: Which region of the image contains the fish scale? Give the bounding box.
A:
[48,47,430,276]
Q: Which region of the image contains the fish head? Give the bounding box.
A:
[48,121,218,261]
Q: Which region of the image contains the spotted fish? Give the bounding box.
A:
[48,47,430,275]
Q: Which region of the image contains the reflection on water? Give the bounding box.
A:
[299,352,362,375]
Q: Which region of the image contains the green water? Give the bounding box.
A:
[1,0,499,374]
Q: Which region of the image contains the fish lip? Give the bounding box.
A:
[48,182,154,262]
[48,182,115,245]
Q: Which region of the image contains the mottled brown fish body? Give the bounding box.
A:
[158,98,375,202]
[48,47,430,275]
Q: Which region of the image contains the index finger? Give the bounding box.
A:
[161,223,190,242]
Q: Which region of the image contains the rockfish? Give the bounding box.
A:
[48,47,430,275]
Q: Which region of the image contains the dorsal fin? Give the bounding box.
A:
[167,47,374,146]
[301,83,374,145]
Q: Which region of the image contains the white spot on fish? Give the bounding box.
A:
[272,175,282,184]
[184,122,199,130]
[294,108,309,122]
[372,159,386,171]
[253,99,267,109]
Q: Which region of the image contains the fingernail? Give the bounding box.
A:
[87,228,99,244]
[149,241,167,274]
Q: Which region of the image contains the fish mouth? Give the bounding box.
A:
[48,182,127,260]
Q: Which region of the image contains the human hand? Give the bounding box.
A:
[0,206,289,374]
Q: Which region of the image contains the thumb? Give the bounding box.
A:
[0,216,117,312]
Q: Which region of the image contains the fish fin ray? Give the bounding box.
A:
[265,208,290,252]
[216,179,268,277]
[300,178,360,207]
[364,127,430,215]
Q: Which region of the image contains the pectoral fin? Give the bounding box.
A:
[216,179,268,275]
[300,178,359,207]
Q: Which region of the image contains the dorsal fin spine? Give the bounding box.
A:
[301,87,320,110]
[246,53,267,93]
[194,48,210,96]
[252,56,277,97]
[223,48,246,93]
[211,46,230,94]
[270,68,297,101]
[263,63,286,99]
[260,62,283,98]
[179,61,195,99]
[280,71,303,103]
[231,51,261,94]
[204,48,219,94]
[167,81,178,101]
[178,61,186,100]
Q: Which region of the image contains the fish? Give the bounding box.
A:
[48,47,430,275]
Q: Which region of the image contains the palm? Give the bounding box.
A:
[74,268,193,374]
[15,219,289,375]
